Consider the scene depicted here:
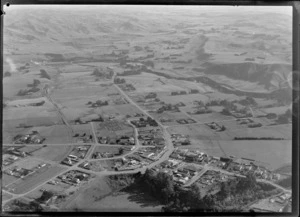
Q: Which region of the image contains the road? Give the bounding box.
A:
[112,72,175,168]
[44,85,74,134]
[184,164,292,194]
[2,70,291,210]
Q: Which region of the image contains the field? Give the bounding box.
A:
[95,121,134,137]
[3,5,293,212]
[93,146,128,154]
[64,176,162,212]
[187,112,235,123]
[89,159,120,172]
[225,124,292,139]
[158,92,209,106]
[11,157,43,170]
[6,165,66,194]
[63,176,114,211]
[218,140,292,170]
[2,192,13,202]
[30,125,73,144]
[94,104,142,120]
[167,124,221,140]
[3,174,18,187]
[151,111,196,126]
[32,145,74,162]
[17,145,44,154]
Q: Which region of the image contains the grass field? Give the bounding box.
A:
[18,146,44,154]
[31,125,73,144]
[124,73,185,93]
[2,192,13,202]
[11,158,43,170]
[95,104,142,119]
[178,138,292,170]
[32,145,74,162]
[167,124,220,140]
[188,112,234,123]
[8,165,66,194]
[63,176,162,212]
[218,140,292,170]
[63,176,113,211]
[226,124,292,139]
[158,92,209,105]
[3,174,18,187]
[151,111,196,126]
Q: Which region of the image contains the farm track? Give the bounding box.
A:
[3,67,292,210]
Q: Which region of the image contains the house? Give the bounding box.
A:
[177,168,190,176]
[185,152,198,162]
[183,165,198,175]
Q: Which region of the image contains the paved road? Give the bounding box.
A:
[112,73,175,167]
[2,70,291,209]
[44,86,74,135]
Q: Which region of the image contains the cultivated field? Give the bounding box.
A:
[32,145,74,162]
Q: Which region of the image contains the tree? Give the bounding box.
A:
[33,79,41,86]
[118,148,124,155]
[40,69,51,79]
[220,125,226,131]
[4,71,11,77]
[189,183,204,210]
[92,68,103,77]
[221,108,231,115]
[277,115,289,124]
[266,113,277,119]
[285,108,292,117]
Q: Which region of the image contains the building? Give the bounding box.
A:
[185,153,198,162]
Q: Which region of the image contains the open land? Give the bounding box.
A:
[2,6,292,213]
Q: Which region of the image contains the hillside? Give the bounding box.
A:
[202,62,292,90]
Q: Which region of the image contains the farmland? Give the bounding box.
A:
[2,5,292,213]
[4,164,66,194]
[32,145,74,162]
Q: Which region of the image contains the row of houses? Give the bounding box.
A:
[138,128,165,146]
[57,170,90,186]
[171,134,190,146]
[13,131,45,144]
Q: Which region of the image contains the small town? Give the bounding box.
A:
[2,4,295,214]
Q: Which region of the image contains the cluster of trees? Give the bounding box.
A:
[114,77,125,84]
[276,176,292,189]
[157,104,180,113]
[171,91,187,96]
[92,68,113,79]
[18,63,30,71]
[190,89,199,94]
[17,79,41,96]
[135,170,280,212]
[277,109,292,124]
[86,100,108,108]
[40,69,51,80]
[236,96,257,106]
[17,87,40,96]
[27,79,41,88]
[10,200,43,212]
[4,71,11,77]
[138,170,207,212]
[106,174,136,191]
[202,173,280,212]
[137,116,158,127]
[145,92,157,99]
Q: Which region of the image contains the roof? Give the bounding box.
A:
[183,165,197,172]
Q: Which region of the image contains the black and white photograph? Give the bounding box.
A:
[1,3,298,214]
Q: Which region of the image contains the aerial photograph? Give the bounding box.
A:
[2,5,293,213]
